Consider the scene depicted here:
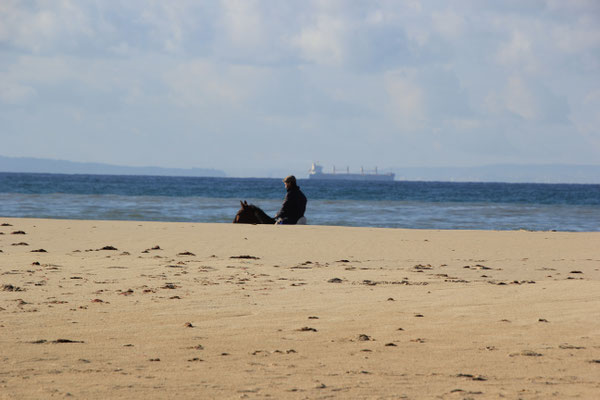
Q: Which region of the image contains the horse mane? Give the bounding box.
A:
[251,205,275,224]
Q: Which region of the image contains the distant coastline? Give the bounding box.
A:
[0,155,226,178]
[2,155,600,183]
[391,164,600,184]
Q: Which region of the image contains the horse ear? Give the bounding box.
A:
[240,200,245,208]
[244,201,248,206]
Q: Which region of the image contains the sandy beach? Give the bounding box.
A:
[1,217,599,399]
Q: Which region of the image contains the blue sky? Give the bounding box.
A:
[1,0,599,177]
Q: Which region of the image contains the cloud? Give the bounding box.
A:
[495,30,537,73]
[291,14,346,66]
[383,65,473,132]
[164,59,259,110]
[0,0,95,54]
[384,69,426,129]
[571,89,600,150]
[0,80,37,105]
[219,0,264,48]
[498,76,569,123]
[431,10,465,39]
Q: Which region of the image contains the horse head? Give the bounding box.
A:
[234,201,252,223]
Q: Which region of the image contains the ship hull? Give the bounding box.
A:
[308,173,395,181]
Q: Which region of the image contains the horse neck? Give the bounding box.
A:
[253,206,275,224]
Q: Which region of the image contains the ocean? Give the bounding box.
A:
[1,172,598,231]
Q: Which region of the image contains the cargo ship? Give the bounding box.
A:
[308,163,395,181]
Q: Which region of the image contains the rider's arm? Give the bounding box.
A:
[275,192,290,219]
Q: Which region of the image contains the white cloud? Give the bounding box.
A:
[553,21,600,54]
[138,2,198,53]
[0,0,94,53]
[431,10,465,39]
[219,0,264,48]
[505,76,539,120]
[0,81,37,105]
[291,14,346,66]
[384,69,426,129]
[495,30,537,73]
[164,59,262,110]
[571,89,600,150]
[545,0,600,13]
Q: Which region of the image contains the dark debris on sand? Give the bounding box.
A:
[457,373,487,381]
[142,245,162,253]
[162,283,179,289]
[97,246,118,251]
[298,327,318,332]
[30,339,85,344]
[2,284,25,292]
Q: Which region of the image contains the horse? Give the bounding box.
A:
[233,201,276,224]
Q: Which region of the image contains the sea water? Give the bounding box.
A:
[0,172,598,231]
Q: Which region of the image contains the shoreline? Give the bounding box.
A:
[1,216,597,233]
[1,217,599,398]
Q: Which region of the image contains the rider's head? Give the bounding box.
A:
[283,175,296,189]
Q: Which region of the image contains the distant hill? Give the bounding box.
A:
[391,164,600,184]
[0,155,226,177]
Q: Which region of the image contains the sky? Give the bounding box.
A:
[1,0,599,178]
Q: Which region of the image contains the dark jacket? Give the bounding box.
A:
[275,185,307,224]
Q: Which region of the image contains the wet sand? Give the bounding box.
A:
[1,218,599,399]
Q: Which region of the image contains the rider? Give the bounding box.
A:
[275,175,307,224]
